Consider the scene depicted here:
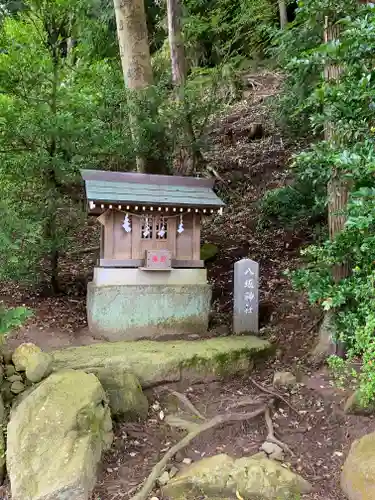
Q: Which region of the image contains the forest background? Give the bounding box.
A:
[2,0,375,401]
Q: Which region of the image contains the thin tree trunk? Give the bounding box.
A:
[278,0,288,29]
[167,0,186,87]
[312,18,348,361]
[324,19,350,284]
[166,0,200,175]
[113,0,153,173]
[45,53,60,294]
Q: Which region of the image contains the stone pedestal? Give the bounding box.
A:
[87,268,212,341]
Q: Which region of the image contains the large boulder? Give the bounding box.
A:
[12,343,53,383]
[93,367,148,419]
[341,431,375,500]
[163,454,312,500]
[52,336,273,388]
[7,369,113,500]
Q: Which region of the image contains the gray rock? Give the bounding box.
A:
[12,343,41,371]
[273,371,297,390]
[169,466,179,479]
[91,367,148,420]
[261,441,283,461]
[341,431,375,499]
[7,369,113,500]
[158,471,170,486]
[163,454,312,500]
[7,374,22,383]
[5,365,15,378]
[10,381,25,395]
[25,352,53,383]
[12,343,53,383]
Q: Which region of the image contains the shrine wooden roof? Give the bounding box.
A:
[81,169,225,212]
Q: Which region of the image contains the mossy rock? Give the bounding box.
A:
[163,454,312,499]
[7,369,113,500]
[92,368,148,420]
[341,431,375,499]
[200,243,219,262]
[12,343,52,383]
[52,337,273,389]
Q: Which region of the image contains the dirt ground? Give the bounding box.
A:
[91,368,375,500]
[1,71,373,499]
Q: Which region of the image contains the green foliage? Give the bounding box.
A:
[0,1,135,287]
[183,0,279,65]
[259,141,331,228]
[0,305,32,337]
[150,0,283,71]
[272,0,362,135]
[273,1,375,403]
[0,0,239,289]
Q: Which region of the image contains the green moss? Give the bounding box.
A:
[201,243,219,262]
[52,337,273,388]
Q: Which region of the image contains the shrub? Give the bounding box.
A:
[273,1,375,404]
[0,306,32,338]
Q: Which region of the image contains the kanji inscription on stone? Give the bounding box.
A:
[233,258,259,334]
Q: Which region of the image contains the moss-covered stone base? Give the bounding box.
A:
[52,336,273,388]
[87,282,212,341]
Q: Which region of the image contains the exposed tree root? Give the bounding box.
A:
[227,396,265,410]
[168,389,206,420]
[264,406,294,456]
[249,377,300,415]
[129,406,268,500]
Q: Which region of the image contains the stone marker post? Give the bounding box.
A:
[233,258,259,334]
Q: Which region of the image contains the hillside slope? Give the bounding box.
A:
[3,70,319,358]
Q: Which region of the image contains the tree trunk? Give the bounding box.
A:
[167,0,186,87]
[113,0,154,173]
[278,0,288,29]
[113,0,153,89]
[324,19,350,288]
[312,18,349,362]
[166,0,200,175]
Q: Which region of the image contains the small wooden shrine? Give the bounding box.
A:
[81,169,224,341]
[81,169,225,270]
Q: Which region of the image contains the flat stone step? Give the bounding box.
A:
[51,336,273,388]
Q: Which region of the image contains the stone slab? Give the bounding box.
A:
[233,258,259,334]
[87,282,212,341]
[93,267,208,286]
[51,336,273,388]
